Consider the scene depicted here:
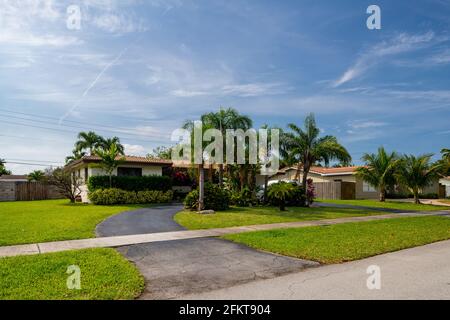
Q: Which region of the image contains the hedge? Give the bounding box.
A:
[89,188,173,205]
[184,183,231,211]
[88,175,172,192]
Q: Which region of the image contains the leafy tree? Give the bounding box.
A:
[284,113,351,201]
[442,148,450,161]
[147,146,172,160]
[65,149,86,164]
[75,131,103,155]
[94,143,125,188]
[268,182,295,211]
[0,158,11,176]
[28,170,45,182]
[201,107,253,186]
[356,147,399,202]
[396,154,443,204]
[46,168,82,203]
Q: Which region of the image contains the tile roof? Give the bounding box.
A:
[276,165,361,176]
[66,155,172,168]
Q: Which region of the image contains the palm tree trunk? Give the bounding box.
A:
[109,174,112,188]
[264,175,269,204]
[413,189,421,204]
[219,164,224,186]
[379,187,386,202]
[198,164,204,211]
[295,163,302,183]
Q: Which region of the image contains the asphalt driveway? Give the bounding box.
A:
[98,205,318,299]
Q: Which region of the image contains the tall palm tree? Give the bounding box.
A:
[65,149,86,164]
[100,136,125,155]
[201,107,253,186]
[75,131,102,155]
[356,147,399,202]
[94,144,125,188]
[284,113,351,199]
[396,154,443,204]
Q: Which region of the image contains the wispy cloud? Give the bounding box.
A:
[333,32,439,87]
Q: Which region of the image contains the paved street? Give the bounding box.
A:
[181,239,450,300]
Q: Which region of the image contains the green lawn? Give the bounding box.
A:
[174,206,383,230]
[0,248,144,300]
[0,200,148,246]
[317,199,448,211]
[224,216,450,264]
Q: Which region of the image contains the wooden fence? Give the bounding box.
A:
[313,181,356,200]
[0,182,63,202]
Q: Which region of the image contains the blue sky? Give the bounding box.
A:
[1,0,450,174]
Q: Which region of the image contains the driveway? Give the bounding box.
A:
[181,239,450,300]
[98,205,318,299]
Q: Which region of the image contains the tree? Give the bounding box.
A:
[100,136,125,155]
[284,113,351,202]
[75,131,103,155]
[147,146,172,160]
[356,147,399,202]
[94,143,125,188]
[440,148,450,176]
[442,148,450,161]
[46,168,82,203]
[28,170,45,182]
[0,158,11,176]
[396,154,443,204]
[65,149,86,164]
[268,182,295,211]
[201,107,253,186]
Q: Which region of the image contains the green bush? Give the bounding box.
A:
[230,187,256,207]
[89,188,173,205]
[184,183,231,211]
[268,182,306,208]
[88,175,172,192]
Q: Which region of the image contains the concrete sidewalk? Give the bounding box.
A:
[180,239,450,300]
[1,211,448,258]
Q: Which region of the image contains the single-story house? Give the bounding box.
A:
[0,175,28,182]
[271,165,448,200]
[65,155,173,203]
[271,166,379,200]
[440,177,450,198]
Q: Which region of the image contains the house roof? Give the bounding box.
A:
[66,155,172,168]
[277,165,360,176]
[0,175,28,181]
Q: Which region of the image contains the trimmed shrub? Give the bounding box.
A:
[230,187,256,207]
[268,182,307,208]
[184,183,231,211]
[89,188,173,205]
[88,175,172,192]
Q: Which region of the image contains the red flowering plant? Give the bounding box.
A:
[172,170,192,186]
[306,178,316,204]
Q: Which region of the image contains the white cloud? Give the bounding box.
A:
[124,144,146,155]
[333,32,439,87]
[348,120,387,129]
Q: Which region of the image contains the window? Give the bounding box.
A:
[84,167,89,182]
[117,167,143,177]
[363,181,376,192]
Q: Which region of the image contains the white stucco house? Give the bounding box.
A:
[65,155,172,203]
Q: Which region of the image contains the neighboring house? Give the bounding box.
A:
[271,166,448,200]
[271,166,379,200]
[440,177,450,198]
[65,155,173,203]
[0,175,28,182]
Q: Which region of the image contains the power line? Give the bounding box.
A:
[4,158,63,164]
[4,161,59,167]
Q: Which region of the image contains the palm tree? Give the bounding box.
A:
[396,154,443,204]
[201,107,253,186]
[268,182,295,211]
[0,158,11,176]
[94,144,125,188]
[356,147,399,202]
[28,170,45,182]
[65,149,86,164]
[442,148,450,161]
[284,113,351,200]
[75,131,102,155]
[100,136,125,155]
